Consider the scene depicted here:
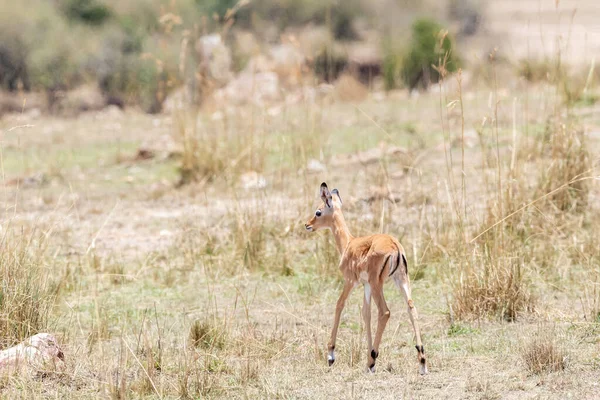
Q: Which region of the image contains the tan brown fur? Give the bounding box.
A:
[340,234,403,281]
[305,182,427,374]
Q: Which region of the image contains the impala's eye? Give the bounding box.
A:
[315,210,322,217]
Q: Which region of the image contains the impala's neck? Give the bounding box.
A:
[330,212,353,255]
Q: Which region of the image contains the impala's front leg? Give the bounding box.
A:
[327,279,354,366]
[363,283,374,372]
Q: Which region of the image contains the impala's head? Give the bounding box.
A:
[305,182,342,232]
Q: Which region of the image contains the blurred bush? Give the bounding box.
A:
[518,58,553,82]
[0,33,29,91]
[0,0,377,112]
[234,0,362,40]
[382,39,404,91]
[0,0,181,112]
[401,18,459,90]
[28,24,85,95]
[448,0,483,37]
[195,0,239,19]
[0,2,61,92]
[91,17,178,113]
[62,0,112,25]
[313,43,348,82]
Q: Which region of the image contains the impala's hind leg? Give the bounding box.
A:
[394,275,428,375]
[369,282,390,373]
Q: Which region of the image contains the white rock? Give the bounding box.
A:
[0,333,64,374]
[196,34,233,86]
[211,111,224,121]
[214,72,280,106]
[306,159,326,173]
[162,87,192,113]
[240,171,267,190]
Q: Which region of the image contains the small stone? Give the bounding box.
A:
[0,333,65,375]
[240,171,267,190]
[306,159,326,173]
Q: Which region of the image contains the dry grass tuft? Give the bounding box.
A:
[451,253,534,321]
[537,119,590,213]
[232,208,268,271]
[517,58,554,82]
[333,73,368,102]
[465,377,501,400]
[0,227,59,347]
[522,329,567,374]
[189,318,226,350]
[172,109,266,186]
[173,110,228,186]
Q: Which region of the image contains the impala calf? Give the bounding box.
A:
[305,182,427,375]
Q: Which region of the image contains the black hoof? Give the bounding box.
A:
[328,359,335,367]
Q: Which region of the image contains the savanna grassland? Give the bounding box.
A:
[1,1,600,400]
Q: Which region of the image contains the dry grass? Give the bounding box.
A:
[189,318,227,350]
[173,108,268,186]
[537,118,590,212]
[1,8,600,397]
[517,58,555,83]
[451,253,535,321]
[0,226,59,348]
[522,328,568,375]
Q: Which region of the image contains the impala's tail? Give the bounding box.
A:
[388,245,407,277]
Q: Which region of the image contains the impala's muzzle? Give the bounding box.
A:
[305,224,313,232]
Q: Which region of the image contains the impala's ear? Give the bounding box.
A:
[320,182,332,208]
[331,189,342,206]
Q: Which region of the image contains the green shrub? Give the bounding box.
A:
[92,23,179,113]
[232,0,361,39]
[0,1,92,97]
[116,16,145,54]
[97,53,163,113]
[330,0,361,40]
[313,43,348,82]
[130,57,172,114]
[195,0,239,18]
[28,24,85,93]
[448,0,483,37]
[105,0,161,32]
[0,34,29,91]
[0,2,55,91]
[401,18,459,90]
[0,0,364,110]
[62,0,113,25]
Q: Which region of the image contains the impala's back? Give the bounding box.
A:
[340,234,408,283]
